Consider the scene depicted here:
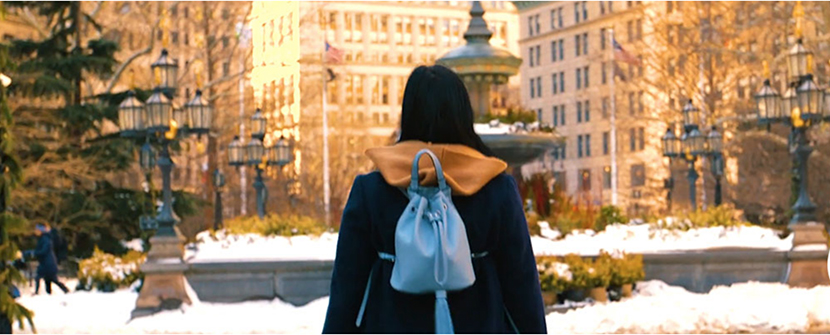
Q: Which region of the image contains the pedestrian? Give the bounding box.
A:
[323,65,547,333]
[31,223,68,295]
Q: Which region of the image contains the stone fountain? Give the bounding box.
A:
[437,1,560,166]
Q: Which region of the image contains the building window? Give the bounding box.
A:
[602,97,610,118]
[552,73,558,94]
[638,91,644,114]
[601,28,607,50]
[577,135,583,158]
[628,92,635,115]
[627,20,634,42]
[528,16,534,37]
[537,109,543,123]
[582,1,588,20]
[608,1,614,12]
[535,14,540,35]
[584,100,590,122]
[574,2,580,24]
[536,45,541,67]
[222,62,230,77]
[631,164,646,187]
[603,132,609,155]
[577,101,582,123]
[600,1,606,15]
[222,8,230,20]
[529,47,534,67]
[222,35,230,49]
[584,66,589,88]
[536,76,542,98]
[558,7,564,28]
[560,71,565,92]
[603,166,612,189]
[553,106,559,126]
[629,128,636,151]
[551,40,558,62]
[551,9,557,30]
[579,168,591,191]
[530,78,535,99]
[559,38,565,60]
[585,134,592,157]
[560,105,566,125]
[575,34,581,56]
[583,32,588,55]
[576,68,581,89]
[638,127,645,150]
[171,31,179,44]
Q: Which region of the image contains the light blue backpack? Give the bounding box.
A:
[356,149,477,334]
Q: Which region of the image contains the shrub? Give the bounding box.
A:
[585,255,612,289]
[561,254,590,289]
[537,256,572,293]
[683,204,746,228]
[604,251,645,286]
[224,214,327,237]
[77,248,145,292]
[596,205,629,231]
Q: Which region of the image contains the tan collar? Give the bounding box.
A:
[365,141,507,196]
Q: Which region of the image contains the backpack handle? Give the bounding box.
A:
[410,149,449,192]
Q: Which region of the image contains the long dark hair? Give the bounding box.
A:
[397,65,494,156]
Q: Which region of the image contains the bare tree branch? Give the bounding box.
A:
[104,37,154,93]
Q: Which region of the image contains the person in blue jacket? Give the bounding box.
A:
[31,223,69,295]
[323,65,547,334]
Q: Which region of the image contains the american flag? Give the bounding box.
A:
[325,41,344,64]
[613,38,641,65]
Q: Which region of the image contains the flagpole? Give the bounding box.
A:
[609,28,619,206]
[322,42,332,227]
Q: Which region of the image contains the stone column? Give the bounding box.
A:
[786,222,829,288]
[132,227,193,318]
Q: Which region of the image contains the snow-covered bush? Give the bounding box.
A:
[77,248,145,292]
[537,257,572,293]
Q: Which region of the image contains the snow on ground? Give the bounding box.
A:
[185,221,792,262]
[15,280,830,334]
[185,231,339,263]
[547,281,830,334]
[532,221,793,256]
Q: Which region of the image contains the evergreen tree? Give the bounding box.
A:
[5,2,200,258]
[0,41,34,332]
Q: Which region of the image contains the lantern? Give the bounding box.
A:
[787,39,811,82]
[268,136,292,167]
[661,128,679,158]
[682,100,700,131]
[151,49,179,92]
[250,108,266,140]
[755,79,780,124]
[228,135,245,167]
[796,74,823,122]
[145,88,172,132]
[707,126,723,155]
[185,89,212,134]
[172,104,188,129]
[118,90,145,136]
[781,82,798,120]
[683,128,706,156]
[246,137,264,166]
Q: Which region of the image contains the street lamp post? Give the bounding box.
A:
[213,169,225,231]
[228,109,294,219]
[117,48,213,318]
[661,100,723,211]
[748,1,829,288]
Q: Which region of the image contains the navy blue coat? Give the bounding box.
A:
[323,172,547,334]
[34,234,58,277]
